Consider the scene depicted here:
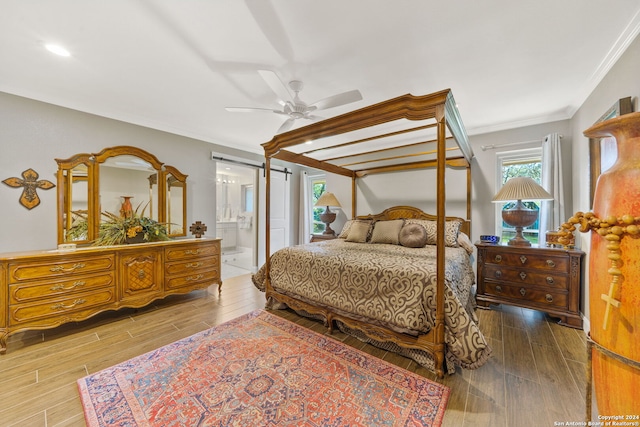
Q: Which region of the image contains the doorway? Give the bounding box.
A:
[216,162,258,279]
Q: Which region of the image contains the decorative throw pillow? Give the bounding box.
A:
[399,223,428,248]
[338,220,355,238]
[404,219,462,247]
[345,220,372,243]
[370,219,404,245]
[457,232,475,254]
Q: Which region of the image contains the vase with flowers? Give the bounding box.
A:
[67,202,170,246]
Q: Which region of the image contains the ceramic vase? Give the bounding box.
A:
[120,196,133,218]
[584,111,640,415]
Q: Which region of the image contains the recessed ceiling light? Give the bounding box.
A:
[45,43,71,57]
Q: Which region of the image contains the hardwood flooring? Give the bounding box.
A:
[0,274,589,426]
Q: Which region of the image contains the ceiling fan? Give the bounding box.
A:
[226,70,363,134]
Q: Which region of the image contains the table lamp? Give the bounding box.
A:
[315,192,341,235]
[492,177,553,246]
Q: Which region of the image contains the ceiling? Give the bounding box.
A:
[2,1,640,155]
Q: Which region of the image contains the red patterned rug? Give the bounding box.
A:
[77,310,449,426]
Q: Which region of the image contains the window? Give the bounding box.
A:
[309,175,326,233]
[495,148,543,243]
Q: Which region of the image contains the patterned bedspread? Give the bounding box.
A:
[252,239,492,371]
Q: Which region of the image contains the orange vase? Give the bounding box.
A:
[120,196,133,218]
[584,112,640,415]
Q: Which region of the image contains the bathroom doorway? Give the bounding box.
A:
[216,161,258,279]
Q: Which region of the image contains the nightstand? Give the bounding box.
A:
[310,234,337,243]
[475,242,585,328]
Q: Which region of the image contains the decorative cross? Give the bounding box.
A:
[190,221,207,238]
[601,280,621,330]
[2,168,55,210]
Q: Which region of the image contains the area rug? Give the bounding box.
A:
[77,310,450,426]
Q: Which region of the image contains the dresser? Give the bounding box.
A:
[475,242,584,328]
[0,238,221,354]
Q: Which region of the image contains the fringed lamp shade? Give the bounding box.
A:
[315,192,341,236]
[492,177,553,246]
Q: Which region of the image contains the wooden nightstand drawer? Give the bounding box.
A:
[485,281,568,309]
[484,264,568,289]
[475,242,584,328]
[310,234,337,243]
[485,252,568,271]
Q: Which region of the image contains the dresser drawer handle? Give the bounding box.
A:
[545,294,554,303]
[494,270,502,278]
[519,272,527,280]
[546,260,556,268]
[186,274,204,281]
[494,255,502,263]
[519,288,527,297]
[495,285,503,293]
[519,256,527,264]
[138,269,146,279]
[51,298,86,311]
[546,276,555,285]
[50,281,86,291]
[186,262,203,269]
[184,249,201,255]
[50,263,86,273]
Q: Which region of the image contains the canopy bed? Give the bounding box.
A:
[253,90,491,377]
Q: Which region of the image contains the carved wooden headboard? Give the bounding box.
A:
[356,205,471,237]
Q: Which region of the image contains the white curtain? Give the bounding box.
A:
[298,170,310,244]
[539,133,564,235]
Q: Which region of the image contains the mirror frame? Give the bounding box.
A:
[56,146,188,244]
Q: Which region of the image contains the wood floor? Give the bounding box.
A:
[0,273,589,426]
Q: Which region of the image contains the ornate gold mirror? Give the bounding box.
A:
[56,153,95,245]
[165,165,187,236]
[56,146,188,244]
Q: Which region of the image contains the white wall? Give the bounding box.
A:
[0,92,218,253]
[568,34,640,324]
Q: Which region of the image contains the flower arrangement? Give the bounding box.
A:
[66,203,170,246]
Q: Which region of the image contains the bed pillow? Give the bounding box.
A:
[369,219,404,244]
[345,220,372,243]
[399,223,428,248]
[404,219,462,247]
[338,220,355,238]
[457,232,475,254]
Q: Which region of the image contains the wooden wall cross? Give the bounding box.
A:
[2,168,55,210]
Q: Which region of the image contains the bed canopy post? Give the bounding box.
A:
[351,176,357,219]
[467,165,472,235]
[434,106,447,373]
[264,156,272,296]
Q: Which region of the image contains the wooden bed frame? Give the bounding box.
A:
[260,90,474,377]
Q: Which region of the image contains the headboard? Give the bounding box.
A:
[355,205,471,237]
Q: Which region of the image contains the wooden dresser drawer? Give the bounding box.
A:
[8,255,115,282]
[165,256,219,277]
[484,252,568,271]
[9,273,115,304]
[165,268,220,290]
[165,243,220,262]
[484,265,568,289]
[9,289,116,326]
[484,281,568,309]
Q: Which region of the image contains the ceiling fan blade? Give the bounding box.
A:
[258,69,293,103]
[310,89,363,111]
[225,107,280,113]
[277,118,296,134]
